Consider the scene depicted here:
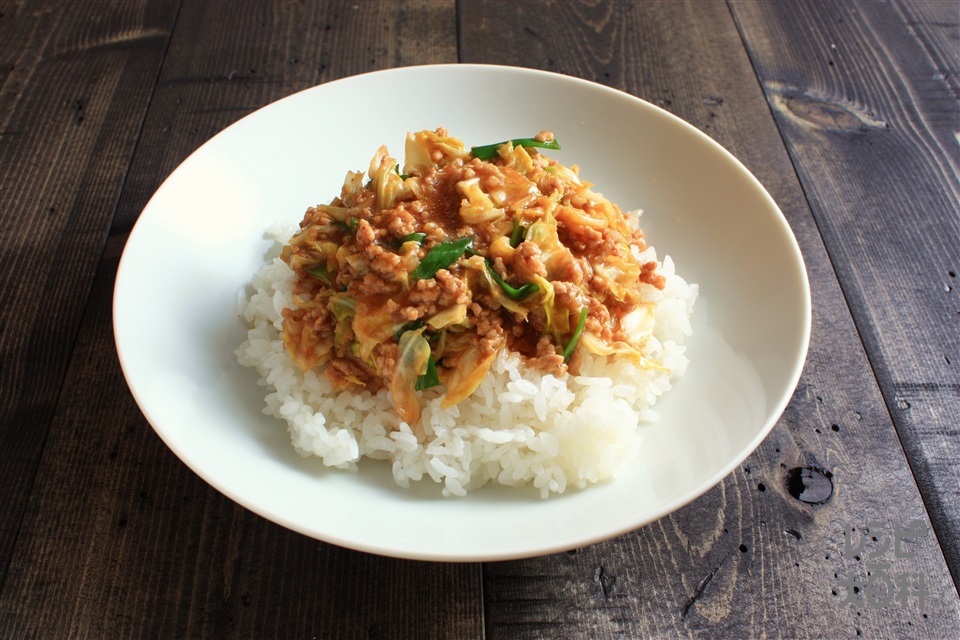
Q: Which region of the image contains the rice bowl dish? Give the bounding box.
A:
[236,129,698,498]
[115,65,810,558]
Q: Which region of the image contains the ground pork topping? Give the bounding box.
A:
[280,129,667,424]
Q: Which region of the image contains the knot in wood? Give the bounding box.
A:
[782,94,865,133]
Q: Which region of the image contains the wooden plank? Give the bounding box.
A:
[0,235,483,638]
[112,0,458,233]
[729,0,960,583]
[458,0,960,636]
[0,1,484,638]
[0,0,179,583]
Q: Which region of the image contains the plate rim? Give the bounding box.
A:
[113,63,812,561]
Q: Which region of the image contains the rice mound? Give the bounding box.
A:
[237,222,697,498]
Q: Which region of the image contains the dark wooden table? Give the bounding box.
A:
[2,0,958,637]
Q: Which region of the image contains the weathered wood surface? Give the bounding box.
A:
[0,0,180,585]
[2,1,483,638]
[730,0,960,583]
[460,0,960,637]
[1,234,483,639]
[1,0,957,638]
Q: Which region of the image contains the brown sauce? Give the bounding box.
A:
[280,129,667,421]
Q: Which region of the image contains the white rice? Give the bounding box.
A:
[236,221,698,498]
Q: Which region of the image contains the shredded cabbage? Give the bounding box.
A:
[278,128,673,426]
[391,328,433,425]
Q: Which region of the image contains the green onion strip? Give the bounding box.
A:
[485,261,539,301]
[415,354,440,390]
[306,264,332,285]
[563,306,589,363]
[471,137,561,160]
[411,237,473,280]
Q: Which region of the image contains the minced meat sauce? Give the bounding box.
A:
[281,128,666,425]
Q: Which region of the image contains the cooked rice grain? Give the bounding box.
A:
[237,229,697,498]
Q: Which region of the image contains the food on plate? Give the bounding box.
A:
[237,129,697,497]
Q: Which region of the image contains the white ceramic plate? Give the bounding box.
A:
[114,65,810,561]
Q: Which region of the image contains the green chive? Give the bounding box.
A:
[485,261,539,300]
[415,354,440,390]
[471,137,561,160]
[395,320,425,340]
[411,236,473,280]
[563,306,589,363]
[306,264,332,285]
[391,232,427,249]
[510,217,524,248]
[334,217,359,234]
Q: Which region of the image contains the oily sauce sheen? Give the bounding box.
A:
[280,128,666,424]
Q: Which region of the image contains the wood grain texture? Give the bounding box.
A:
[3,0,959,637]
[0,1,483,638]
[112,0,456,233]
[459,0,960,636]
[729,0,960,584]
[0,235,483,639]
[0,0,179,584]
